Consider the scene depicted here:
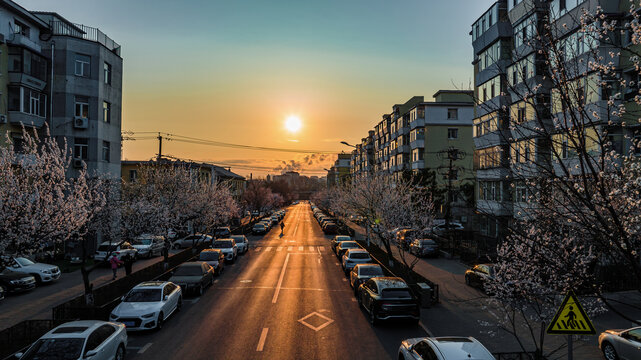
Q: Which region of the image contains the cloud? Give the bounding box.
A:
[272,153,336,173]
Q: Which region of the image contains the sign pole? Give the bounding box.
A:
[567,335,573,360]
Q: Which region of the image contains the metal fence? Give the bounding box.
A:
[0,320,66,359]
[493,352,543,360]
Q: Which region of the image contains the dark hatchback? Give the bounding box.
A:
[322,222,338,234]
[198,249,225,275]
[168,262,215,296]
[212,227,232,239]
[0,269,36,293]
[465,264,495,292]
[357,277,420,325]
[409,239,439,258]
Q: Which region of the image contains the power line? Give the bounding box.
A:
[162,155,328,174]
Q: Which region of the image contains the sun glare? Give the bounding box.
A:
[285,115,302,134]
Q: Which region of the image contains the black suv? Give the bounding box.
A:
[357,277,419,325]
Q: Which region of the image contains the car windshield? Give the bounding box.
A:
[350,252,370,259]
[212,241,232,248]
[97,245,117,252]
[341,242,359,248]
[231,236,245,242]
[173,266,203,276]
[16,257,35,266]
[134,239,152,245]
[254,224,265,228]
[199,252,220,261]
[336,236,350,241]
[20,338,85,360]
[421,240,437,246]
[124,289,161,302]
[184,235,201,241]
[359,267,383,276]
[381,288,412,299]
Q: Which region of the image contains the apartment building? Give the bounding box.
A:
[327,153,351,187]
[0,1,123,180]
[472,0,640,243]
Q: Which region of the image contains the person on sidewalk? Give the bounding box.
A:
[280,222,285,236]
[123,254,134,276]
[109,255,123,280]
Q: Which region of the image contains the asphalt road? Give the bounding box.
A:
[0,250,181,329]
[125,203,428,360]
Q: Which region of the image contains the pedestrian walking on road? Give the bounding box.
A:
[280,222,285,236]
[109,255,123,280]
[124,254,134,276]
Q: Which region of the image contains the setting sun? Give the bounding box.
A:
[285,115,302,134]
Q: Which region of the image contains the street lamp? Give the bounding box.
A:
[340,141,356,148]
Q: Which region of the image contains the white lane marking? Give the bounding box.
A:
[351,298,357,302]
[298,312,334,332]
[317,258,321,264]
[265,246,272,252]
[298,246,304,251]
[335,262,339,266]
[308,246,314,251]
[214,279,219,283]
[277,246,283,251]
[138,343,152,354]
[256,328,269,352]
[255,247,261,252]
[240,280,253,283]
[189,298,200,304]
[288,246,293,251]
[272,253,291,303]
[317,246,324,253]
[419,321,434,337]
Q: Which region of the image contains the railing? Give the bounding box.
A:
[493,352,544,360]
[50,21,121,55]
[0,320,67,359]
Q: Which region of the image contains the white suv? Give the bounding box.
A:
[94,242,138,262]
[211,239,238,262]
[132,235,165,258]
[5,257,61,284]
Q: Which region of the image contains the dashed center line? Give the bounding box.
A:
[138,343,152,354]
[256,328,269,352]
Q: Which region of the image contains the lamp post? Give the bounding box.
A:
[340,141,356,148]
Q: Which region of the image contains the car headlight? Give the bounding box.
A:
[10,280,19,284]
[141,312,155,318]
[110,313,118,319]
[41,269,51,274]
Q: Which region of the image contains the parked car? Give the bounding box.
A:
[0,285,4,301]
[252,223,267,235]
[212,227,232,239]
[211,239,238,262]
[4,257,61,284]
[464,264,496,292]
[0,269,36,293]
[270,216,279,226]
[322,222,338,234]
[109,281,182,331]
[172,234,212,249]
[350,264,384,295]
[396,229,421,250]
[357,277,420,325]
[431,222,464,236]
[95,242,138,263]
[342,249,373,274]
[409,239,440,258]
[168,262,215,296]
[132,234,165,258]
[231,235,249,254]
[336,241,361,259]
[331,235,352,253]
[599,326,641,360]
[398,336,495,360]
[16,320,127,360]
[198,249,225,275]
[167,228,177,240]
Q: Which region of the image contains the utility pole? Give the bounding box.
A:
[437,147,466,254]
[157,132,163,162]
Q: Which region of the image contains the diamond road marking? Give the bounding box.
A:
[298,246,304,251]
[240,280,253,283]
[265,247,272,251]
[298,311,335,332]
[309,246,315,251]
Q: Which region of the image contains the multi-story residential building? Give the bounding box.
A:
[34,12,122,179]
[349,131,374,179]
[327,153,351,187]
[0,1,51,148]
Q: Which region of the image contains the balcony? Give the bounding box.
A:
[8,33,41,53]
[398,126,410,135]
[410,118,425,129]
[50,21,121,55]
[410,139,425,149]
[397,145,410,154]
[9,112,46,128]
[411,161,425,170]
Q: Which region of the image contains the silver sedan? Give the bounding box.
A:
[599,326,641,360]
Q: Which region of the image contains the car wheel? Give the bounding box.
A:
[177,297,182,312]
[357,293,363,308]
[198,285,204,296]
[147,251,152,259]
[31,274,42,285]
[156,312,164,330]
[369,308,378,326]
[115,344,125,360]
[602,342,619,360]
[210,276,214,287]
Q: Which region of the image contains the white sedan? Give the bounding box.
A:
[17,320,127,360]
[398,337,494,360]
[110,281,182,331]
[599,326,641,360]
[231,235,249,254]
[5,257,60,284]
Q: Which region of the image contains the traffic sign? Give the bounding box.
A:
[546,291,596,335]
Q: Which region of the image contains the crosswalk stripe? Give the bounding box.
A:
[298,246,304,251]
[277,246,283,251]
[288,246,293,251]
[308,246,314,251]
[265,247,272,251]
[318,246,325,252]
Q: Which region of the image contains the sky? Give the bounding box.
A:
[19,0,495,178]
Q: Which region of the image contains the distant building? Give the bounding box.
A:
[327,153,351,187]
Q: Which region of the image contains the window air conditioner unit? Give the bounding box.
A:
[73,159,84,168]
[0,115,6,124]
[73,117,88,129]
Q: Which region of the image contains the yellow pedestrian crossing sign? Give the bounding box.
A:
[546,291,596,335]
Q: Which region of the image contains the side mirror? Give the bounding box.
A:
[14,353,23,359]
[85,350,98,358]
[163,295,169,301]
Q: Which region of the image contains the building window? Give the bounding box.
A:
[102,141,110,162]
[74,138,88,160]
[8,86,46,117]
[13,20,29,37]
[75,96,89,119]
[448,109,458,120]
[448,128,459,140]
[561,138,569,159]
[103,101,111,123]
[104,62,112,85]
[129,169,138,181]
[75,54,91,77]
[559,0,566,11]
